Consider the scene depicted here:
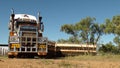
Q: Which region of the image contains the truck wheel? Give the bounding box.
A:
[8,55,14,58]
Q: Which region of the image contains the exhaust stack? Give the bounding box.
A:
[11,8,15,31]
[38,12,44,32]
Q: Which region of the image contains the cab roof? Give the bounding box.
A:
[14,14,37,21]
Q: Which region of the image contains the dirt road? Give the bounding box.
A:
[0,55,120,68]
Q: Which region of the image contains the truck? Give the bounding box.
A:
[7,10,96,58]
[8,10,53,58]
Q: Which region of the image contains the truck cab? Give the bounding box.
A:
[8,12,48,58]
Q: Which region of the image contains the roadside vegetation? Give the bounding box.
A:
[58,15,120,55]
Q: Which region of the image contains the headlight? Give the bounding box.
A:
[43,37,47,42]
[38,37,47,42]
[10,36,19,42]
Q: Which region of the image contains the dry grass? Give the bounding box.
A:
[0,55,120,68]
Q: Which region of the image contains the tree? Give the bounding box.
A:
[59,17,104,44]
[92,24,105,44]
[99,42,118,54]
[76,17,104,44]
[60,24,79,43]
[57,39,67,43]
[114,36,120,49]
[76,17,95,44]
[104,15,120,50]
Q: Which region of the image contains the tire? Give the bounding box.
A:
[8,55,14,58]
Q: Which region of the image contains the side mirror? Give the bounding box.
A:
[38,12,44,32]
[14,21,17,30]
[41,22,44,32]
[8,22,11,30]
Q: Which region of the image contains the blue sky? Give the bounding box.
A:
[0,0,120,44]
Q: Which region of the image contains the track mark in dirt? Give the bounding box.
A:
[0,59,4,62]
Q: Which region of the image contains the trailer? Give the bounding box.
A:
[56,44,96,56]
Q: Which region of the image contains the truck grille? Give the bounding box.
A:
[20,31,37,47]
[21,36,37,47]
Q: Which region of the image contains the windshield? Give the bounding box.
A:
[20,26,37,31]
[15,21,37,28]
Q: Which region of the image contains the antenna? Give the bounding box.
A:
[11,8,14,14]
[38,12,40,17]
